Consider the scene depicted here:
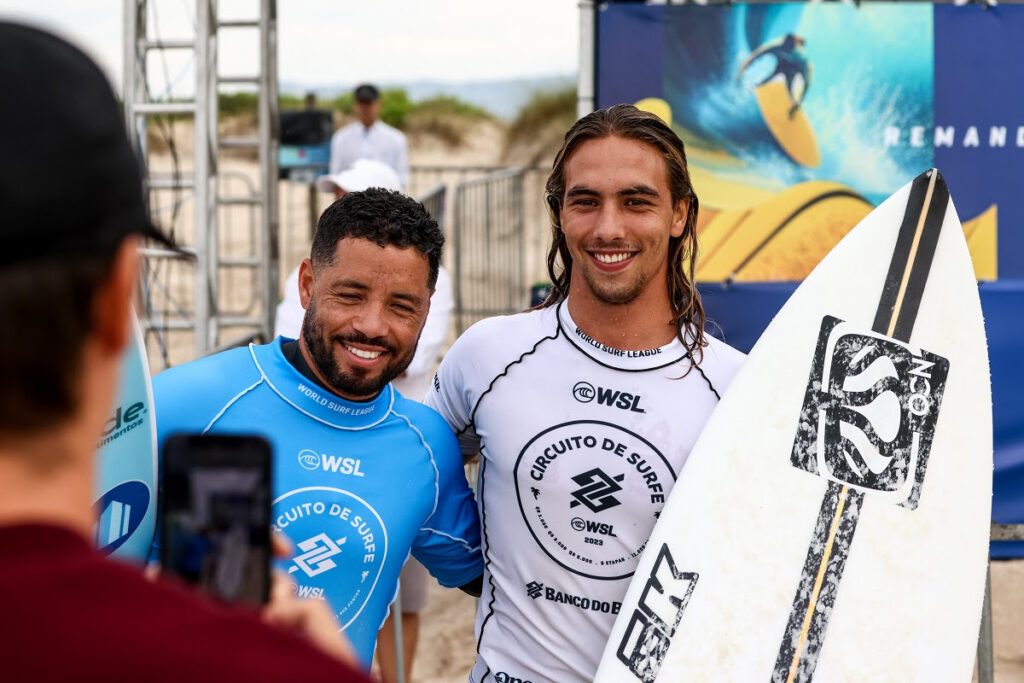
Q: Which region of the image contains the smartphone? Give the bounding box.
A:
[159,434,273,607]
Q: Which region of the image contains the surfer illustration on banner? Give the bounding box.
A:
[625,5,999,284]
[738,34,821,168]
[605,3,1015,282]
[739,34,812,118]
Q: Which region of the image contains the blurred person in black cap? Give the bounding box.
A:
[329,83,409,188]
[0,20,368,682]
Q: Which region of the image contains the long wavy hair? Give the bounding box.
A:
[542,103,707,364]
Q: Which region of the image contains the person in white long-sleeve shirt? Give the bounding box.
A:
[329,84,409,188]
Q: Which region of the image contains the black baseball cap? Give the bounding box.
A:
[0,22,173,266]
[353,84,380,103]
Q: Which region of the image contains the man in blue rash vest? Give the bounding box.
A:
[153,189,484,669]
[738,33,812,118]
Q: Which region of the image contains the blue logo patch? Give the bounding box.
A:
[272,486,388,630]
[94,481,151,555]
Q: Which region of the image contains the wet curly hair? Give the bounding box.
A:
[312,187,443,288]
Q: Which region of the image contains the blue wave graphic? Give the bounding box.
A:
[662,3,933,204]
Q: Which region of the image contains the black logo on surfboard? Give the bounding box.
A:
[776,170,952,683]
[791,316,949,509]
[616,544,698,682]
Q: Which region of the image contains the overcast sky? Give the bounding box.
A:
[0,0,580,92]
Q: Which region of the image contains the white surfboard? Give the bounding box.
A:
[93,314,158,563]
[595,169,992,682]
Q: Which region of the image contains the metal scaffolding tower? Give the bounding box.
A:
[123,0,279,366]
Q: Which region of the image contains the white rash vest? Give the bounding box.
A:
[426,301,746,683]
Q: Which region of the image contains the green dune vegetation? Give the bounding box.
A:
[502,85,577,165]
[144,85,578,165]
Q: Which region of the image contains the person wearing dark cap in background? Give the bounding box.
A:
[329,83,410,188]
[0,21,367,682]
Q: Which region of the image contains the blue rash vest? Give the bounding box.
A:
[152,338,483,668]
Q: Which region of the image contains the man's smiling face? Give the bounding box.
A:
[560,135,689,308]
[299,236,430,401]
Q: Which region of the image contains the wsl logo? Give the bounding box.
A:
[296,448,365,477]
[573,381,596,402]
[791,316,949,509]
[570,468,625,513]
[571,516,617,537]
[94,480,151,556]
[298,449,320,470]
[572,381,645,413]
[617,544,698,682]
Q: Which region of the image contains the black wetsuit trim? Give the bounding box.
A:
[281,340,379,405]
[455,328,562,439]
[691,356,722,401]
[282,340,332,391]
[475,453,499,658]
[557,303,689,373]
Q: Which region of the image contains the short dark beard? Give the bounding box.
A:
[576,251,647,306]
[581,267,646,305]
[300,297,418,400]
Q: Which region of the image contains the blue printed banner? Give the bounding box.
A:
[598,2,1024,554]
[598,2,1011,282]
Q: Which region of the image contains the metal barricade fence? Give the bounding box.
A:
[452,168,528,334]
[418,183,447,230]
[410,167,551,285]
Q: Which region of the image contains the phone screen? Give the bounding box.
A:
[159,434,272,607]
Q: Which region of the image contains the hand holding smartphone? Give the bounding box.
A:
[159,434,272,607]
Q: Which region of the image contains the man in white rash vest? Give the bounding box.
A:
[425,104,746,682]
